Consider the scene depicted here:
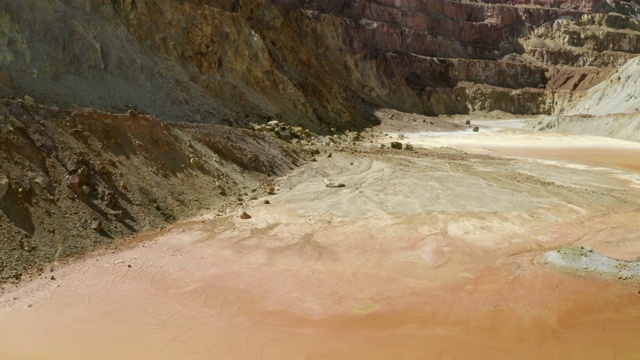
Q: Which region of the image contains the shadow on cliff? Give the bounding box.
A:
[0,188,35,236]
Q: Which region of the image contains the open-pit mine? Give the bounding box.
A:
[1,0,639,359]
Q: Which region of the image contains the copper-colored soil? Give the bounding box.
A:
[1,123,639,359]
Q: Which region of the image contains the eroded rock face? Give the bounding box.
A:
[0,98,300,282]
[1,0,639,127]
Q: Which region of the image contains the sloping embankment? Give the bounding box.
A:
[0,99,301,282]
[529,112,640,142]
[530,57,640,142]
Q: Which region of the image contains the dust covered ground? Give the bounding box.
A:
[1,110,640,359]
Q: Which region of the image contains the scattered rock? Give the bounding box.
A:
[91,220,104,232]
[397,134,405,140]
[263,200,271,205]
[473,126,479,132]
[113,211,125,222]
[390,141,403,150]
[23,95,35,104]
[95,165,112,182]
[267,186,276,195]
[465,119,471,125]
[404,144,414,151]
[65,174,84,193]
[19,179,32,193]
[240,211,252,219]
[105,191,118,209]
[324,179,345,188]
[327,152,332,158]
[30,173,50,188]
[17,180,32,200]
[50,275,56,281]
[0,175,10,200]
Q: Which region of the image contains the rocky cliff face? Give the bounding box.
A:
[1,0,640,129]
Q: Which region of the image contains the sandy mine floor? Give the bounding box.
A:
[1,115,639,359]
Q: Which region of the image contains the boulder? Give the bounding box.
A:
[324,179,346,188]
[30,172,50,188]
[66,174,86,193]
[91,220,104,232]
[19,179,32,193]
[104,191,118,209]
[16,180,31,200]
[113,211,125,222]
[390,141,403,150]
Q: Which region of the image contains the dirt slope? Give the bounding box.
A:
[0,99,301,282]
[528,56,640,141]
[568,57,640,115]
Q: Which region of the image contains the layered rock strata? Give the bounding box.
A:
[1,0,640,129]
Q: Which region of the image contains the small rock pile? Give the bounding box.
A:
[250,120,365,147]
[250,120,313,143]
[389,141,414,151]
[64,158,127,224]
